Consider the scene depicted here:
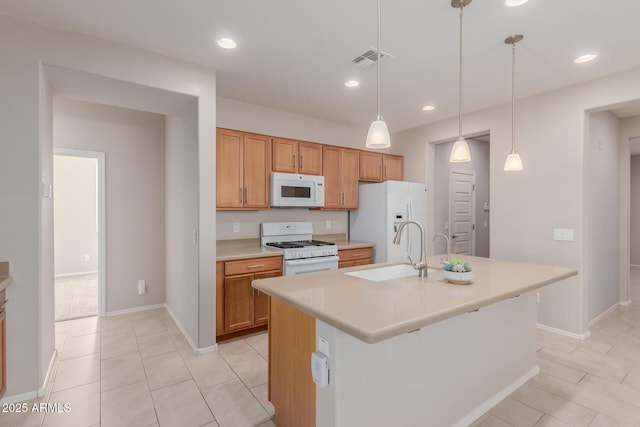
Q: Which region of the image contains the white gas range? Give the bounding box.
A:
[260,222,339,276]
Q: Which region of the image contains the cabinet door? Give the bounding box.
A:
[254,270,280,325]
[322,146,341,209]
[383,154,404,181]
[298,142,323,176]
[0,293,5,400]
[341,149,360,209]
[216,262,224,337]
[217,129,244,208]
[272,137,298,173]
[244,133,271,209]
[224,274,255,332]
[359,151,383,182]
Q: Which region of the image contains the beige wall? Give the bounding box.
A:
[585,111,620,322]
[54,98,166,312]
[216,97,364,239]
[393,66,640,336]
[0,15,217,398]
[53,155,98,275]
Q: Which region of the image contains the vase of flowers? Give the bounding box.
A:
[442,256,473,285]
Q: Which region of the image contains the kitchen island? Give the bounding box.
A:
[252,255,577,427]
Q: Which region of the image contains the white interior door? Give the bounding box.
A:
[449,170,475,255]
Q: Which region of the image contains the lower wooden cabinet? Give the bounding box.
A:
[216,257,282,340]
[0,289,6,400]
[338,247,374,268]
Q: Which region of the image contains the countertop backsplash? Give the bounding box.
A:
[216,209,348,240]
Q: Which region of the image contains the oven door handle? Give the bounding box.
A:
[285,255,340,266]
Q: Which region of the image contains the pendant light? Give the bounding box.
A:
[450,0,472,163]
[504,34,524,172]
[365,0,391,149]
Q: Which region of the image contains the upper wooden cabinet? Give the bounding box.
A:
[323,146,359,210]
[359,152,404,182]
[217,128,270,210]
[383,154,404,181]
[272,138,322,176]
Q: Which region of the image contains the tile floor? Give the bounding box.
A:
[2,268,640,426]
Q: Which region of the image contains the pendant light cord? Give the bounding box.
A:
[511,41,516,153]
[376,0,382,120]
[458,4,464,139]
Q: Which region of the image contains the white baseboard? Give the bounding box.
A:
[1,350,58,405]
[454,365,540,427]
[537,323,591,340]
[588,302,620,328]
[163,303,218,356]
[105,303,165,317]
[54,271,98,278]
[620,300,632,306]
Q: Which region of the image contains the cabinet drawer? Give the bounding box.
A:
[338,247,373,262]
[225,256,282,276]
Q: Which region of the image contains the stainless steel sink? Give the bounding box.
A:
[345,264,437,282]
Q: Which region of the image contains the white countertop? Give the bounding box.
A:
[252,255,577,343]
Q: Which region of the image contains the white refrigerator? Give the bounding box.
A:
[349,180,427,264]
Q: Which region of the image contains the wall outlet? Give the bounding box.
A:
[138,280,146,295]
[233,222,240,233]
[325,220,332,229]
[84,254,91,261]
[553,228,574,241]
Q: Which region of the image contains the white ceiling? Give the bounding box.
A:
[3,0,640,132]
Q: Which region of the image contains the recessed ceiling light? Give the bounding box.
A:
[216,37,237,49]
[422,105,436,111]
[505,0,529,6]
[574,53,598,64]
[344,80,360,88]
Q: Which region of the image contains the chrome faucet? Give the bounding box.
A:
[433,233,450,264]
[393,220,428,277]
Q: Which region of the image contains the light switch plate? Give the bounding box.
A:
[318,336,329,357]
[553,228,574,241]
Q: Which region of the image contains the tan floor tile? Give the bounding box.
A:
[133,317,166,336]
[151,380,213,427]
[52,353,100,392]
[66,316,101,337]
[471,414,513,427]
[143,351,191,390]
[59,333,100,360]
[55,320,71,333]
[55,333,67,352]
[201,422,221,427]
[217,339,253,357]
[202,379,270,427]
[577,374,640,408]
[43,381,100,427]
[0,396,47,427]
[538,348,627,383]
[490,397,543,427]
[622,372,640,391]
[536,331,579,354]
[129,308,163,321]
[588,413,634,427]
[531,373,640,425]
[100,315,133,337]
[101,381,157,427]
[533,414,572,427]
[245,333,268,358]
[137,331,177,359]
[255,421,276,427]
[222,348,268,388]
[184,351,238,390]
[100,332,138,360]
[511,383,596,426]
[163,318,182,336]
[537,357,586,384]
[101,352,147,392]
[250,383,274,416]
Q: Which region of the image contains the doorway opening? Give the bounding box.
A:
[53,149,105,321]
[433,134,490,258]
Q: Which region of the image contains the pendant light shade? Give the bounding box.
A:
[365,0,390,149]
[450,0,472,163]
[366,119,391,149]
[504,34,524,172]
[450,137,472,162]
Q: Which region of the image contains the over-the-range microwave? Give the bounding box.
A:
[270,172,325,208]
